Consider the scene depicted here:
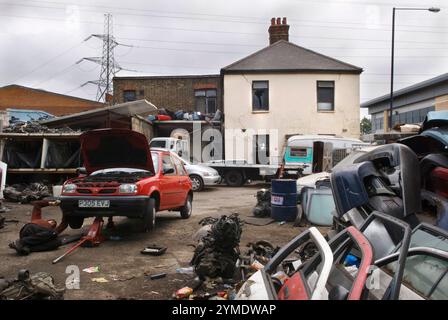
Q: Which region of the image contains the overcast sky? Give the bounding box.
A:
[1,0,448,118]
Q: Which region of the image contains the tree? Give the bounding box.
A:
[360,117,372,135]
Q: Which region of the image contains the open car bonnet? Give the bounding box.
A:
[80,128,154,174]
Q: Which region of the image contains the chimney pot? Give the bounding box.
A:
[268,17,290,45]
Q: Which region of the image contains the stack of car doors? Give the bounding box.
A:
[237,111,448,300]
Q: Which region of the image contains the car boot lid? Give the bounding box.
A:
[80,128,155,174]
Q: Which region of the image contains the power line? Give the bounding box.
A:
[32,63,76,87]
[2,12,448,46]
[10,40,84,83]
[130,45,245,55]
[5,0,448,32]
[117,36,448,49]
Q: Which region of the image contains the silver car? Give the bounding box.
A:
[171,153,221,191]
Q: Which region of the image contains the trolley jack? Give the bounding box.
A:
[52,217,110,264]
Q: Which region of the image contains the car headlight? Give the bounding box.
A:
[119,184,137,194]
[202,172,211,176]
[62,183,77,194]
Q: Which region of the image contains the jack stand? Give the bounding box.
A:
[52,217,106,264]
[106,217,115,229]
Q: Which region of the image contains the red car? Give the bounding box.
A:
[59,129,193,232]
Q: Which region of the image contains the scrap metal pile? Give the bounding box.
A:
[3,121,77,134]
[146,107,223,122]
[0,269,64,300]
[191,213,243,280]
[174,213,281,300]
[233,111,448,300]
[252,189,271,218]
[4,183,51,203]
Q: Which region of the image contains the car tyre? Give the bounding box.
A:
[190,174,204,192]
[225,170,244,187]
[67,216,84,229]
[180,194,192,219]
[142,198,156,232]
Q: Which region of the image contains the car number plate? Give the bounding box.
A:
[78,200,110,208]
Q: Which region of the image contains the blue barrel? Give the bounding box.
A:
[271,179,298,222]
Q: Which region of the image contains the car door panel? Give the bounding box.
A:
[159,154,179,208]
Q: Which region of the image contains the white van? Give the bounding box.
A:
[149,137,190,160]
[284,135,368,175]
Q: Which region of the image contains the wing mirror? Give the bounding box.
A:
[76,167,87,176]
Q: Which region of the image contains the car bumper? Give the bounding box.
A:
[203,175,221,186]
[60,195,150,218]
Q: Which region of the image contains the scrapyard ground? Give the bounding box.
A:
[0,183,327,300]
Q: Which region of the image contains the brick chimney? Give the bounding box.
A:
[268,17,289,45]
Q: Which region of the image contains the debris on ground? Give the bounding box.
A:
[148,273,167,280]
[83,266,100,273]
[190,213,243,280]
[0,269,64,300]
[111,275,136,282]
[239,240,280,278]
[174,286,193,299]
[173,213,252,300]
[3,121,77,134]
[176,266,194,274]
[0,215,4,229]
[243,216,275,226]
[3,183,51,203]
[140,245,167,256]
[252,188,271,218]
[91,277,109,283]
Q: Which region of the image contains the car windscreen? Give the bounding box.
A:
[151,152,159,173]
[150,140,166,149]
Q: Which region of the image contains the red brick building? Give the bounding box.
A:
[113,75,222,114]
[0,85,105,116]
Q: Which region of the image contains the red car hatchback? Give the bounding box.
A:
[60,129,193,232]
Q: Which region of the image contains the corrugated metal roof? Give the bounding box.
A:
[41,99,157,126]
[221,40,362,74]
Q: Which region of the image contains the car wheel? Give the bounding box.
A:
[225,170,244,187]
[180,195,192,219]
[67,217,84,229]
[190,174,204,192]
[142,198,156,232]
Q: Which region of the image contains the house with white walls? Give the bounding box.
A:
[221,17,363,165]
